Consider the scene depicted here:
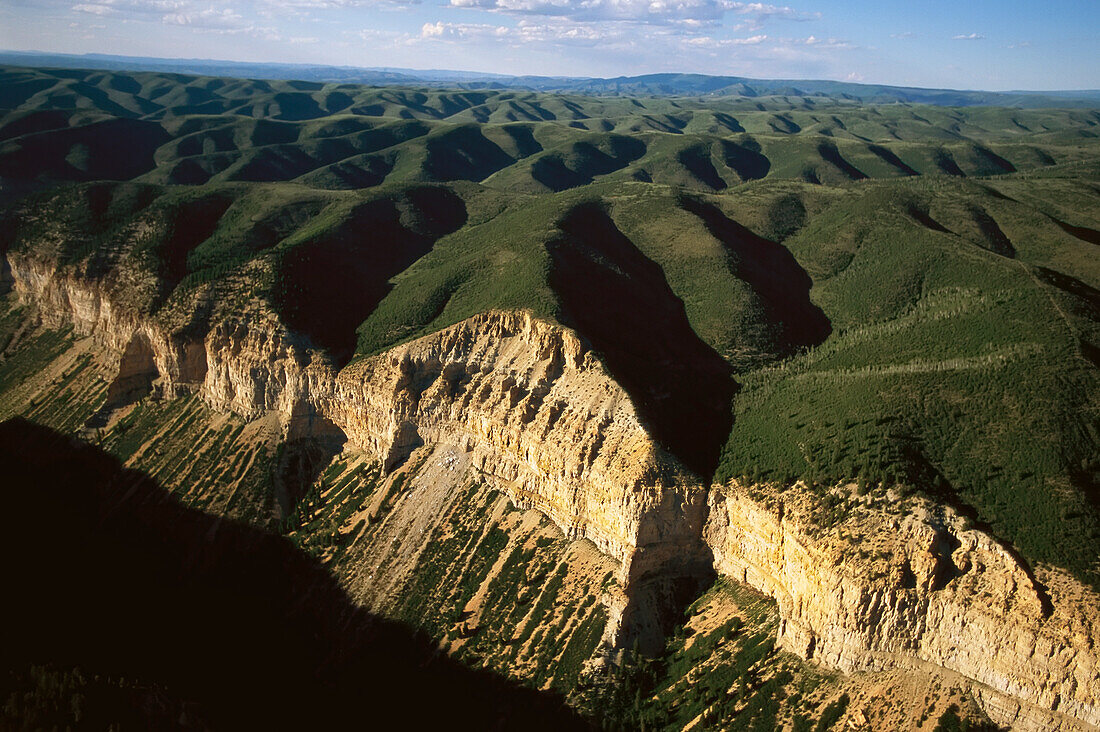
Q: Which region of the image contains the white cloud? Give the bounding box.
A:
[421,21,510,39]
[446,0,816,26]
[71,0,189,14]
[952,32,984,40]
[890,31,915,39]
[257,0,419,11]
[72,3,117,14]
[67,0,297,38]
[163,8,244,28]
[686,33,766,47]
[796,34,851,48]
[419,19,618,46]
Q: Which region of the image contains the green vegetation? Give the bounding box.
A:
[714,178,1100,587]
[3,64,1099,585]
[2,65,1098,197]
[0,66,1098,729]
[583,579,846,732]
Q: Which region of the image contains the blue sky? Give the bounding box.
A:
[1,0,1097,89]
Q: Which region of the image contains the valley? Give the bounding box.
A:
[1,64,1098,730]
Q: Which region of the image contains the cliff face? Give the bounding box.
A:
[7,252,707,588]
[325,312,709,580]
[9,248,1100,730]
[705,481,1100,731]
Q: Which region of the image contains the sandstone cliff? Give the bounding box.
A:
[6,251,707,589]
[705,481,1100,730]
[8,247,1100,730]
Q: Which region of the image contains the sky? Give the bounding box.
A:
[1,0,1097,90]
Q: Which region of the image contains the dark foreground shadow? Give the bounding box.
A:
[0,418,591,731]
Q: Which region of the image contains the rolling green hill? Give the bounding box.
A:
[2,66,1098,593]
[2,65,1098,203]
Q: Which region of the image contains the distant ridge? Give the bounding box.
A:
[2,49,1098,108]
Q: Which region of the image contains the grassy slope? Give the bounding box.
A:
[715,176,1100,585]
[2,67,1099,589]
[2,65,1098,197]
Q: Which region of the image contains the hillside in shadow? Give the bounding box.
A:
[272,187,467,365]
[681,197,831,359]
[0,418,591,731]
[547,203,736,478]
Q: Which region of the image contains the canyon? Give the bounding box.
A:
[7,248,1099,731]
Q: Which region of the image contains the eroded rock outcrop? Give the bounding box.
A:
[9,248,1100,730]
[705,481,1100,731]
[7,252,707,589]
[326,311,708,579]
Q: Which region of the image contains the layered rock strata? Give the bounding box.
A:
[9,249,1100,730]
[705,481,1100,731]
[7,252,707,587]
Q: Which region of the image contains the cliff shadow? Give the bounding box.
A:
[0,418,591,731]
[87,332,160,429]
[613,488,717,656]
[273,186,467,366]
[679,197,832,359]
[274,403,349,521]
[546,203,736,478]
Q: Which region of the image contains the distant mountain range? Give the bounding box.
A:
[2,49,1098,108]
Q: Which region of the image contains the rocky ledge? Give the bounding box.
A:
[705,480,1100,731]
[8,249,1100,730]
[7,251,707,589]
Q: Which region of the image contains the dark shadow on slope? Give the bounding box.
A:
[0,74,56,109]
[968,207,1016,258]
[719,139,770,181]
[867,144,918,176]
[271,91,325,121]
[1047,214,1100,246]
[154,193,235,300]
[546,204,735,478]
[228,145,324,182]
[531,138,647,192]
[275,404,349,520]
[303,154,395,189]
[680,197,832,358]
[0,110,73,141]
[498,124,543,158]
[816,141,867,180]
[934,150,966,177]
[712,112,745,133]
[1033,266,1100,322]
[907,203,953,234]
[763,193,806,241]
[768,114,800,134]
[0,418,592,732]
[423,125,516,182]
[971,145,1016,175]
[86,333,160,429]
[0,118,170,183]
[677,145,727,190]
[273,187,467,366]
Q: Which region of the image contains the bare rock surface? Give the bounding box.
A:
[705,480,1100,730]
[8,248,1100,730]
